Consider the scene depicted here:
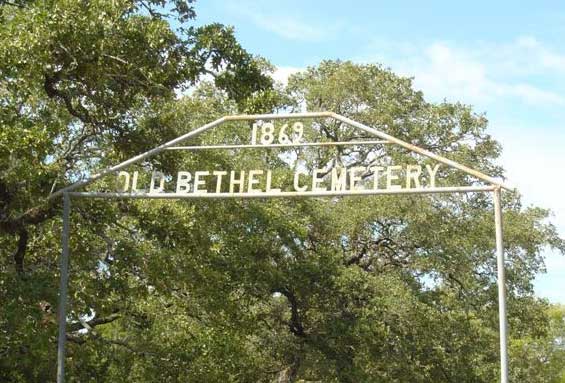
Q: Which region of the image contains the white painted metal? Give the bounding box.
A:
[51,112,512,199]
[68,186,495,199]
[53,112,511,383]
[56,193,71,383]
[493,187,509,383]
[166,140,390,151]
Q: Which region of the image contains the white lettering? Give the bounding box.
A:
[293,170,308,192]
[117,171,130,192]
[193,171,209,194]
[386,166,402,190]
[213,170,227,193]
[131,171,140,192]
[371,166,384,189]
[312,169,326,192]
[150,171,165,193]
[331,167,347,192]
[425,164,441,188]
[176,171,192,194]
[229,171,245,193]
[406,165,422,189]
[349,167,365,191]
[247,169,263,193]
[266,170,281,193]
[117,163,445,195]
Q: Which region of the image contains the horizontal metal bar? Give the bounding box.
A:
[223,112,333,121]
[69,186,495,199]
[166,140,390,151]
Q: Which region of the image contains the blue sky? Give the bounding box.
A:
[194,0,565,302]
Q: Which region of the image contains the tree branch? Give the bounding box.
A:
[278,287,307,338]
[13,228,28,274]
[43,71,97,126]
[0,0,26,8]
[68,312,121,333]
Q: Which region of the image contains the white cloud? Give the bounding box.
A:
[250,15,333,42]
[498,127,565,233]
[271,66,303,85]
[513,35,565,72]
[226,3,341,42]
[492,123,565,303]
[515,35,539,48]
[359,37,565,107]
[535,250,565,303]
[407,42,492,103]
[505,84,565,106]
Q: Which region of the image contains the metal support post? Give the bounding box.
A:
[493,187,508,383]
[57,193,71,383]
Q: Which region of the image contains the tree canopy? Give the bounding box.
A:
[1,1,565,382]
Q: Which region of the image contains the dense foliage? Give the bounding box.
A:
[1,1,564,382]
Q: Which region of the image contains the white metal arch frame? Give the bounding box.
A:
[52,112,511,383]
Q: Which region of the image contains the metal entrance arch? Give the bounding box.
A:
[51,112,512,383]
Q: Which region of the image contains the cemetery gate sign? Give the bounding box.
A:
[50,112,513,383]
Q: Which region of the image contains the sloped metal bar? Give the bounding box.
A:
[330,113,513,191]
[49,117,226,199]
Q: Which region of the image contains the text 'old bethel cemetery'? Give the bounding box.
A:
[116,164,442,195]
